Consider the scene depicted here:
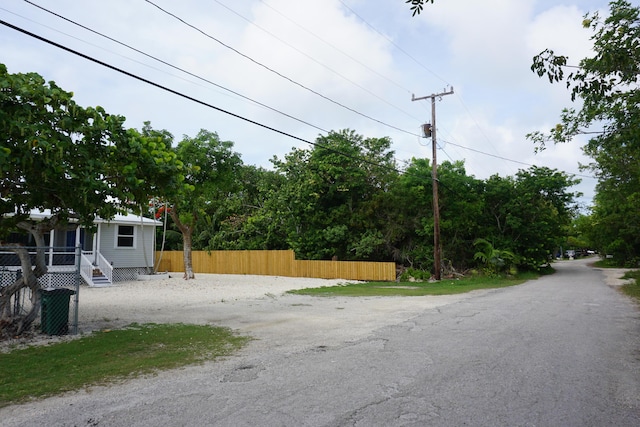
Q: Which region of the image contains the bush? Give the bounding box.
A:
[399,268,431,282]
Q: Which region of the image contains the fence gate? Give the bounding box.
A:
[0,246,80,336]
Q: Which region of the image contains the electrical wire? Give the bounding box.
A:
[337,0,449,85]
[440,139,597,180]
[1,16,597,188]
[18,1,437,177]
[220,0,419,119]
[452,94,514,174]
[337,0,517,174]
[1,16,478,200]
[0,18,404,176]
[258,0,413,94]
[142,0,421,138]
[21,0,330,135]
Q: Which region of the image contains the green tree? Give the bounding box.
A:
[530,0,640,265]
[589,179,640,263]
[271,129,398,261]
[205,165,288,251]
[0,65,183,336]
[480,167,580,270]
[565,214,594,252]
[436,161,485,270]
[166,129,243,279]
[386,157,433,269]
[389,158,483,273]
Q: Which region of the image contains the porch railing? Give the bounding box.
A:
[81,251,113,285]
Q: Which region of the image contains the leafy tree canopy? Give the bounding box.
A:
[270,129,398,261]
[161,129,243,278]
[0,64,183,336]
[529,0,640,264]
[0,65,184,235]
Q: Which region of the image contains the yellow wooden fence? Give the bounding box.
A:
[155,250,396,281]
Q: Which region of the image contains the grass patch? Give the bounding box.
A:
[288,271,543,297]
[620,270,640,301]
[0,323,250,407]
[592,258,621,268]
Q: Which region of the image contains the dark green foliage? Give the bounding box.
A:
[482,167,580,270]
[0,66,183,334]
[269,129,398,261]
[205,165,289,251]
[176,130,578,275]
[530,0,640,266]
[473,238,518,276]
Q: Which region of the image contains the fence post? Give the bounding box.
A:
[72,245,81,335]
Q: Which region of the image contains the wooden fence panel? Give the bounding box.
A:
[155,250,395,281]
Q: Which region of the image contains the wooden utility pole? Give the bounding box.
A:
[411,87,454,281]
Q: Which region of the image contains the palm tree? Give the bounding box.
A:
[473,238,517,275]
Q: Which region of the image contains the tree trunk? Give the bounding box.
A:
[154,203,169,274]
[0,218,58,338]
[182,232,195,280]
[0,245,48,338]
[169,207,195,280]
[139,204,154,275]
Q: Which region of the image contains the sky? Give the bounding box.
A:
[1,0,610,208]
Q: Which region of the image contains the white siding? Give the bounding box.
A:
[99,223,156,269]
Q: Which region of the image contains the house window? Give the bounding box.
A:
[116,225,135,248]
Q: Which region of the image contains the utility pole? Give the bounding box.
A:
[411,87,454,281]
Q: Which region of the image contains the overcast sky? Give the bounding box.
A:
[1,0,609,207]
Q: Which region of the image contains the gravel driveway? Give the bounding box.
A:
[73,273,477,352]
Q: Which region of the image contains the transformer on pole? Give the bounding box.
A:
[411,87,454,280]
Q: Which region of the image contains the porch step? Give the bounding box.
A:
[90,273,112,287]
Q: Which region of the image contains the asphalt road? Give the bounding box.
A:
[2,258,640,426]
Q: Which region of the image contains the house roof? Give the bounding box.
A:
[25,209,162,226]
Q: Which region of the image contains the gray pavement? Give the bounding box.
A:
[2,257,640,426]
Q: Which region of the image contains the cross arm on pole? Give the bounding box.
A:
[411,87,454,102]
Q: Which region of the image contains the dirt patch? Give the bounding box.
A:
[595,267,635,288]
[1,273,473,353]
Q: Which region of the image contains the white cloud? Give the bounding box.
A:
[526,5,594,62]
[0,0,612,203]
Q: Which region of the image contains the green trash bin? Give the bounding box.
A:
[40,288,76,336]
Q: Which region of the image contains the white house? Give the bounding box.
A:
[6,210,162,287]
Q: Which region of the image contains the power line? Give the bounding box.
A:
[21,0,330,135]
[1,17,596,187]
[337,0,449,85]
[0,14,517,201]
[259,0,413,93]
[440,139,597,180]
[142,0,421,138]
[149,0,537,179]
[451,94,514,174]
[22,0,493,178]
[337,1,516,174]
[223,0,418,114]
[0,18,404,175]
